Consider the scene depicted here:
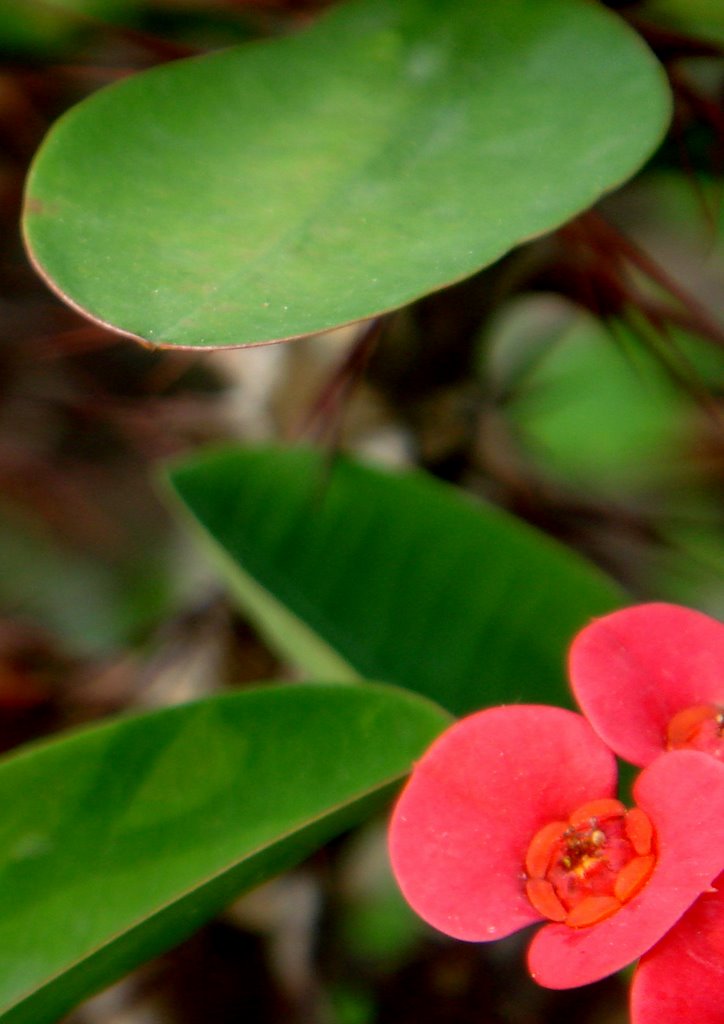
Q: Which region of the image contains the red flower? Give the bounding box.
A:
[569,603,723,767]
[388,705,724,993]
[630,871,724,1024]
[568,602,724,1018]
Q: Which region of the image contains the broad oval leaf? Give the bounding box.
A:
[0,682,448,1024]
[23,0,670,348]
[166,445,624,713]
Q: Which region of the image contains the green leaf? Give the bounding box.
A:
[166,446,623,713]
[0,0,142,56]
[23,0,670,348]
[0,682,448,1024]
[646,0,724,44]
[489,300,712,490]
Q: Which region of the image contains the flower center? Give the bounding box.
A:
[666,703,724,760]
[524,798,656,928]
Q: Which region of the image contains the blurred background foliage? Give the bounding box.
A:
[0,1,721,1022]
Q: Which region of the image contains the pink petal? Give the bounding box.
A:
[630,871,724,1024]
[569,603,724,766]
[388,706,617,942]
[527,751,724,989]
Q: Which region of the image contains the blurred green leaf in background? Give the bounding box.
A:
[167,445,623,714]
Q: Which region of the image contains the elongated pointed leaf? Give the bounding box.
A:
[23,0,669,348]
[166,446,623,713]
[0,682,448,1024]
